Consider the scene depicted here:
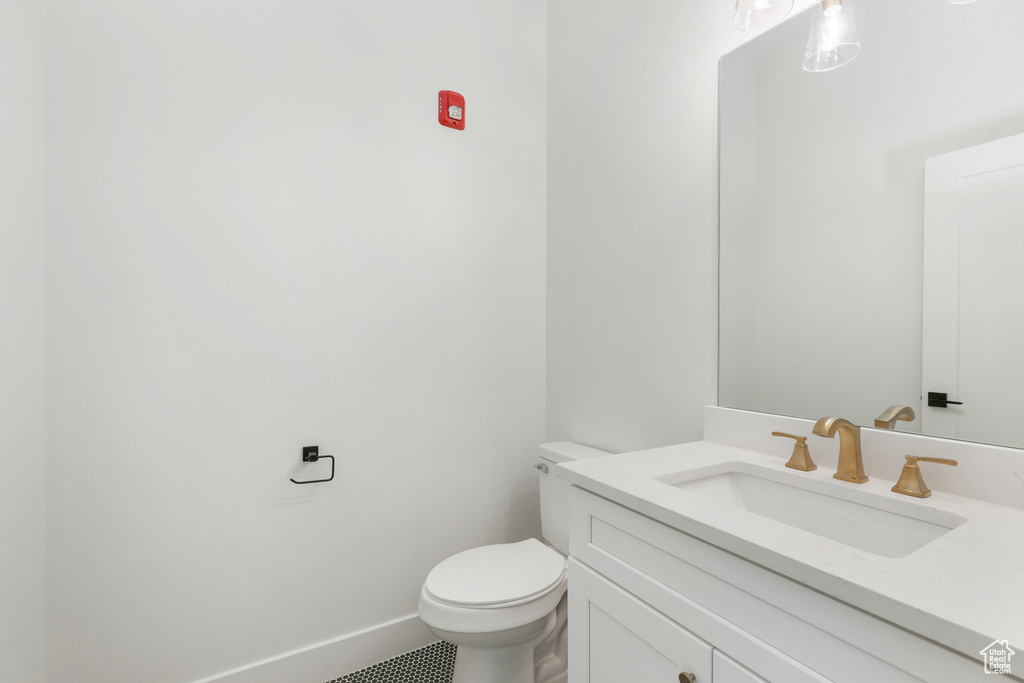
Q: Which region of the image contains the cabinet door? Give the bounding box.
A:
[714,651,768,683]
[569,558,712,683]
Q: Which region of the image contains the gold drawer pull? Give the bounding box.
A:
[679,673,696,683]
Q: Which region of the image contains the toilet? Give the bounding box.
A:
[418,441,610,683]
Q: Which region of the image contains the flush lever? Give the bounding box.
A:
[290,445,335,485]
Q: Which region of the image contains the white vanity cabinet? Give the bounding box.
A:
[567,487,990,683]
[570,558,769,683]
[570,557,712,683]
[712,652,768,683]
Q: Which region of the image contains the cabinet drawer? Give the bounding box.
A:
[570,487,986,683]
[569,558,712,683]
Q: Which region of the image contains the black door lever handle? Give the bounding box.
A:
[927,392,964,408]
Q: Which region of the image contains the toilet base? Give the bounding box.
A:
[534,596,568,683]
[452,640,539,683]
[444,594,568,683]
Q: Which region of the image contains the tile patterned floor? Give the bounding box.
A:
[323,641,456,683]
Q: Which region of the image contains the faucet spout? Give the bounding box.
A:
[874,404,915,430]
[812,417,869,483]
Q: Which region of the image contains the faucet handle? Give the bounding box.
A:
[771,432,817,472]
[891,455,958,498]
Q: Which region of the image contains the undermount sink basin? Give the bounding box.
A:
[657,464,967,558]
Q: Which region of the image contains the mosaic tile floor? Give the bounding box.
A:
[324,641,456,683]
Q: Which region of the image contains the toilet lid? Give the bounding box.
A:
[424,539,566,607]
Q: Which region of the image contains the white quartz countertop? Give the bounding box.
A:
[556,440,1024,663]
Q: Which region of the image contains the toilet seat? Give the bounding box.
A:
[425,539,566,608]
[418,539,568,635]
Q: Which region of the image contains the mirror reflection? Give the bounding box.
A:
[719,0,1024,448]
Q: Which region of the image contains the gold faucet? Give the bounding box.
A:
[812,417,869,483]
[874,405,915,430]
[891,456,958,498]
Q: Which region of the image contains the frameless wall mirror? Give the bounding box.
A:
[719,0,1024,449]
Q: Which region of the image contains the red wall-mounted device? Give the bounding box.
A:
[438,90,465,130]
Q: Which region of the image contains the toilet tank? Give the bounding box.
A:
[538,441,612,555]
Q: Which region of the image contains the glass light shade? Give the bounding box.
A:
[803,0,861,72]
[949,0,979,4]
[733,0,795,31]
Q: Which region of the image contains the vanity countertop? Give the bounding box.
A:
[556,440,1024,663]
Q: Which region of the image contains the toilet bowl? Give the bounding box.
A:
[419,539,568,683]
[417,442,611,683]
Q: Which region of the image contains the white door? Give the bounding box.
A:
[922,132,1024,446]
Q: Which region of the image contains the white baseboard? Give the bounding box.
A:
[193,614,436,683]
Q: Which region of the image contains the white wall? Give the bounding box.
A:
[546,0,818,453]
[0,1,47,681]
[45,2,547,681]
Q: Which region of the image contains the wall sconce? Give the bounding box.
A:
[733,0,795,31]
[803,0,861,72]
